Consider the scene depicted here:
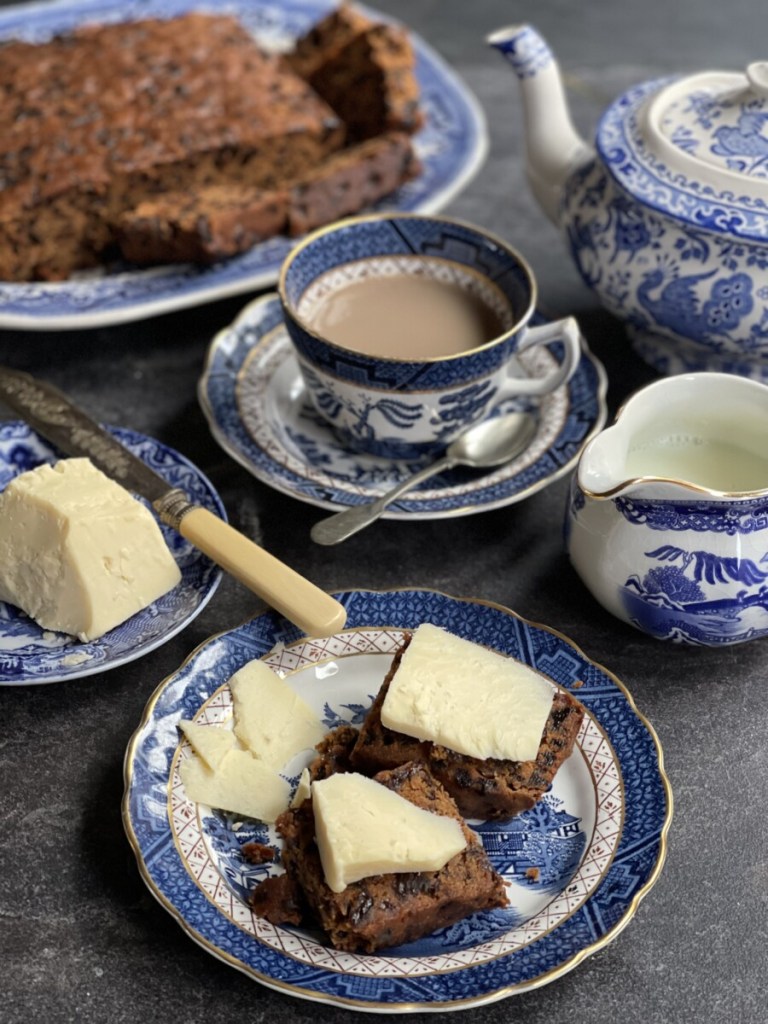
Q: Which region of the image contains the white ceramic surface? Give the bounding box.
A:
[123,588,672,1010]
[0,422,223,684]
[489,25,768,379]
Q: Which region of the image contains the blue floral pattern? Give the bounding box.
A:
[563,155,768,378]
[124,589,671,1010]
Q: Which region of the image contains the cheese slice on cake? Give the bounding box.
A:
[312,772,467,893]
[380,623,554,762]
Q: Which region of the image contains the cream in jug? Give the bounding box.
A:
[566,372,768,646]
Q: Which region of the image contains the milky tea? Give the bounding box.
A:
[306,274,507,359]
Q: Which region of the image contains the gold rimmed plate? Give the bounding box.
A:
[122,588,671,1012]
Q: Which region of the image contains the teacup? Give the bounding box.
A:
[278,212,581,459]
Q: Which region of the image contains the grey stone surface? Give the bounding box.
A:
[1,1,766,1021]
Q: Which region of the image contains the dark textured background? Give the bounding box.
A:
[1,1,766,1021]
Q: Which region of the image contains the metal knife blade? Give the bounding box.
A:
[0,365,347,637]
[0,364,180,504]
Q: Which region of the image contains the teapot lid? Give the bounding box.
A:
[596,66,768,241]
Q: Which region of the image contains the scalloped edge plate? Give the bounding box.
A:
[123,588,672,1011]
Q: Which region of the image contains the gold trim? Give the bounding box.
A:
[122,588,672,1012]
[277,211,538,365]
[581,472,768,501]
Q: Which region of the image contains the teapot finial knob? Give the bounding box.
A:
[746,61,768,97]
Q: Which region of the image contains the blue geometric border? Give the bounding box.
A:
[198,294,608,517]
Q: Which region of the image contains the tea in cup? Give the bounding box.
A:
[278,212,582,459]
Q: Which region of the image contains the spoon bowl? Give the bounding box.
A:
[311,411,537,545]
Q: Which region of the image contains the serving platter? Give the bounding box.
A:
[0,422,223,685]
[123,588,672,1011]
[198,294,608,518]
[0,0,487,330]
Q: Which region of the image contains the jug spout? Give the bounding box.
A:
[487,24,594,225]
[577,427,632,497]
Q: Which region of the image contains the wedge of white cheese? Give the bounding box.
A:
[230,659,324,769]
[380,623,554,763]
[312,772,468,893]
[0,458,181,641]
[179,748,291,823]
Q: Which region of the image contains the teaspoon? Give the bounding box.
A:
[310,411,537,545]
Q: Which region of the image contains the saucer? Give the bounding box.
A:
[199,295,608,518]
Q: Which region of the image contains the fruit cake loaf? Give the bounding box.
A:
[306,723,360,781]
[350,636,585,821]
[287,11,422,142]
[115,186,289,265]
[0,13,344,280]
[256,761,507,952]
[113,133,419,264]
[284,3,373,80]
[286,131,420,235]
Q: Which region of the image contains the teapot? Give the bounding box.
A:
[565,372,768,645]
[489,26,768,381]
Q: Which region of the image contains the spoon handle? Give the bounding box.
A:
[311,454,457,545]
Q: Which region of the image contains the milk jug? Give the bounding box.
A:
[566,373,768,645]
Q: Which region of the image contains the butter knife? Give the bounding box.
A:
[0,365,347,637]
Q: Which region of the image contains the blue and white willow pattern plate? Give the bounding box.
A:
[198,294,608,517]
[0,422,223,685]
[0,0,487,330]
[123,588,672,1012]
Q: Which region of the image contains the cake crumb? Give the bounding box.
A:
[242,841,276,865]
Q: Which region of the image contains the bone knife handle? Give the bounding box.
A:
[176,506,347,636]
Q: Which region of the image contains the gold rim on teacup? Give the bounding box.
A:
[277,211,539,364]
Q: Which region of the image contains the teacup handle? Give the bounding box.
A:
[502,316,582,397]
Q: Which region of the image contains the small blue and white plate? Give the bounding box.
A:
[0,422,223,685]
[198,294,608,517]
[123,588,672,1012]
[0,0,487,330]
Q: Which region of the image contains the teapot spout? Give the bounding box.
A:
[487,24,594,225]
